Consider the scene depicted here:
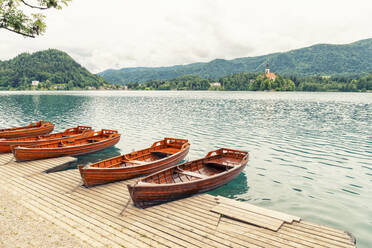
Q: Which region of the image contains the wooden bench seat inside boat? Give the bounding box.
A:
[127,160,149,165]
[87,138,104,143]
[204,158,241,168]
[177,170,209,179]
[151,147,180,155]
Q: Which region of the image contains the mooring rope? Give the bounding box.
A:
[119,197,132,216]
[70,179,83,193]
[214,197,222,230]
[119,181,138,216]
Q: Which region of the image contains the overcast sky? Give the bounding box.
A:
[1,0,372,73]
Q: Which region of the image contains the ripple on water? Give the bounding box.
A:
[341,189,360,195]
[318,161,353,170]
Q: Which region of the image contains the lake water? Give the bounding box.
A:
[0,91,371,247]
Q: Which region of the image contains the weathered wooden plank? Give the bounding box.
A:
[211,204,284,231]
[183,197,355,248]
[291,222,353,241]
[68,190,230,248]
[11,177,153,248]
[20,175,199,248]
[216,196,301,223]
[0,156,77,177]
[281,225,355,248]
[298,221,352,237]
[0,153,356,248]
[23,200,105,248]
[64,184,243,248]
[7,180,113,248]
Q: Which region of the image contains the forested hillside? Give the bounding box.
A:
[126,72,372,92]
[100,38,372,84]
[0,49,108,90]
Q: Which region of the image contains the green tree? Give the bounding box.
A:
[0,0,70,38]
[67,80,74,90]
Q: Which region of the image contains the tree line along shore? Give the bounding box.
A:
[1,72,372,92]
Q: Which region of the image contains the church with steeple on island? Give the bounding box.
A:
[265,62,276,81]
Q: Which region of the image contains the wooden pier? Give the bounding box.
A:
[0,153,356,248]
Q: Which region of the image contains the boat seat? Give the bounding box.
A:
[204,159,237,168]
[178,170,208,179]
[126,160,149,165]
[152,147,179,155]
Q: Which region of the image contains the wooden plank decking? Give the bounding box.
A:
[0,153,356,248]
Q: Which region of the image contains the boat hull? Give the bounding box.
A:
[79,145,189,187]
[13,135,120,162]
[127,150,248,208]
[0,126,93,153]
[0,121,54,139]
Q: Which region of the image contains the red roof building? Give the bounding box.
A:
[265,63,276,81]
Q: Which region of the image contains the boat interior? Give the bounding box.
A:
[88,138,189,169]
[143,148,247,184]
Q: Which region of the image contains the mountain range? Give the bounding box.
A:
[98,38,372,84]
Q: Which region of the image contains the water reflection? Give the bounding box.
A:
[209,172,249,198]
[0,94,93,132]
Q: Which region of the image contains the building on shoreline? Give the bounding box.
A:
[265,63,276,81]
[210,82,221,87]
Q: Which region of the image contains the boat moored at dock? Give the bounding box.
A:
[0,126,94,153]
[12,129,120,161]
[0,121,54,139]
[78,137,190,187]
[127,148,249,208]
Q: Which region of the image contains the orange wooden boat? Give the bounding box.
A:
[0,121,54,139]
[0,126,94,153]
[78,138,190,187]
[12,129,120,161]
[127,148,249,208]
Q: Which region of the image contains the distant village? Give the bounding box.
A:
[209,63,276,88]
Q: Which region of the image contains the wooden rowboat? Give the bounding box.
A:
[0,121,54,139]
[12,129,120,161]
[0,126,94,153]
[127,148,249,208]
[78,138,190,187]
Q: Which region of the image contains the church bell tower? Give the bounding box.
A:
[265,62,270,74]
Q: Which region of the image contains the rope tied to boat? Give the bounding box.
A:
[119,181,139,216]
[70,179,84,193]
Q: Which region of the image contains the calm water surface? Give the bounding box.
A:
[0,91,371,247]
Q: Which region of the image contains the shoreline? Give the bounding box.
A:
[0,89,371,93]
